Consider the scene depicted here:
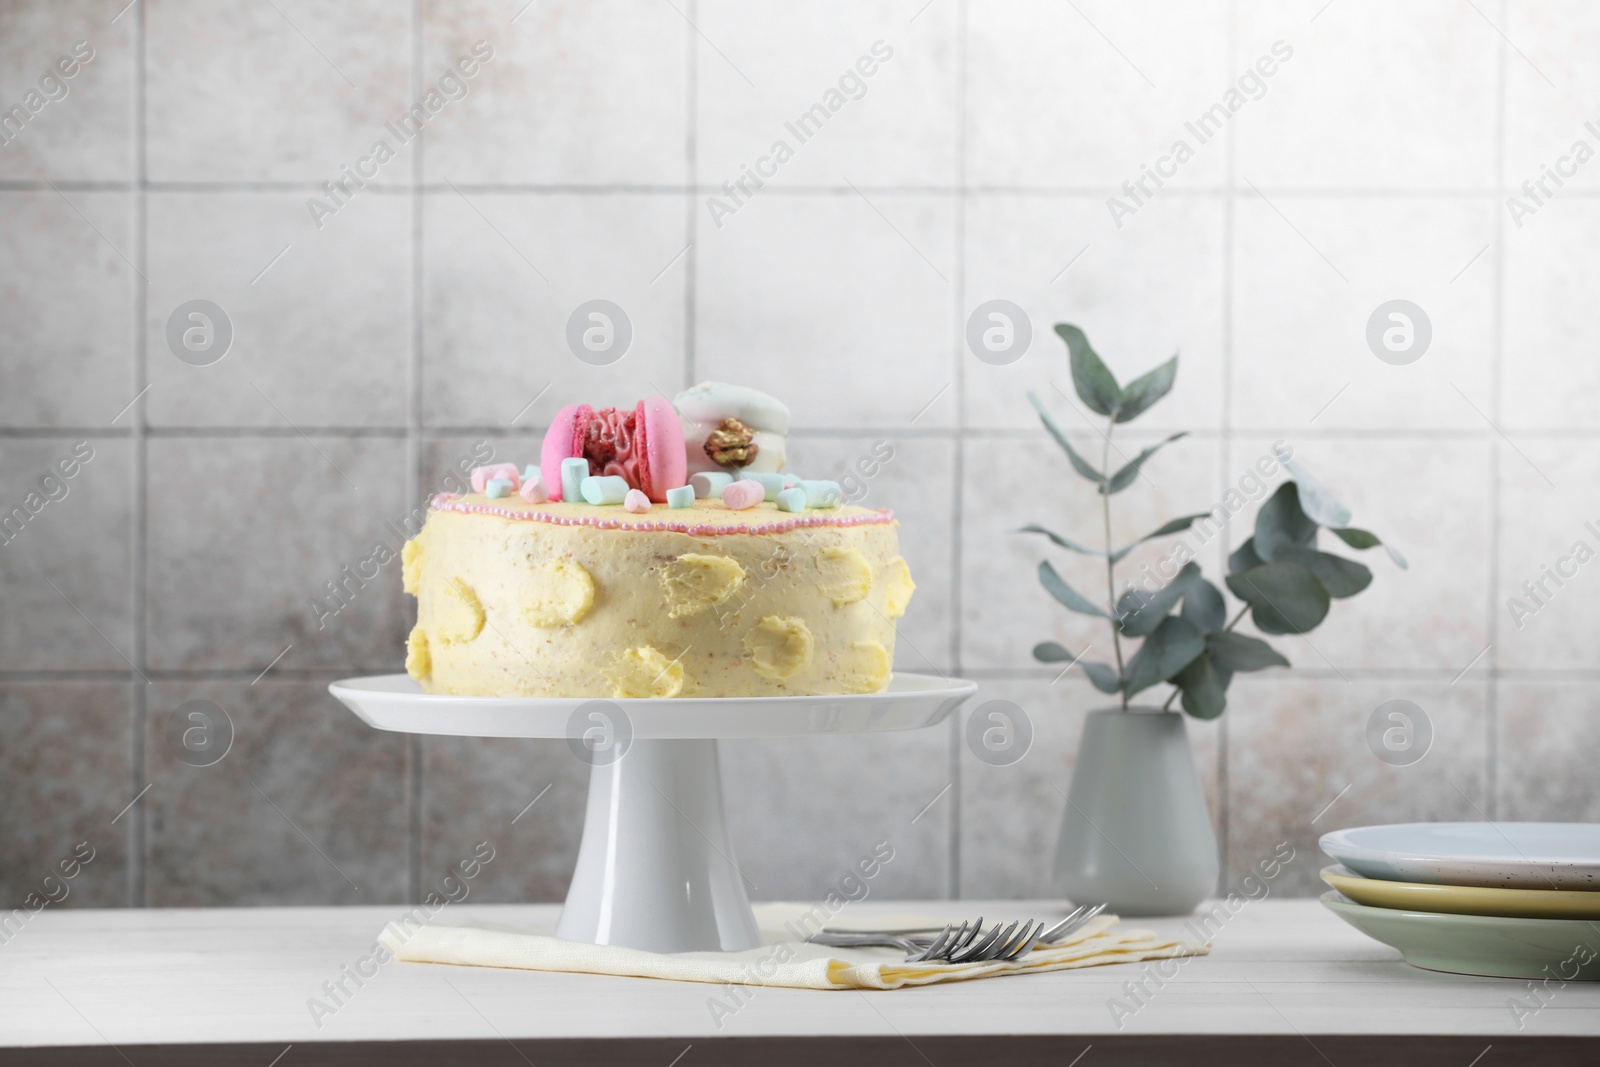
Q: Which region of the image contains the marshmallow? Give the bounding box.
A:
[560,458,588,504]
[519,474,549,503]
[666,486,695,509]
[624,488,651,513]
[775,487,806,513]
[581,475,630,505]
[485,478,514,499]
[721,479,765,510]
[472,463,521,494]
[689,471,734,499]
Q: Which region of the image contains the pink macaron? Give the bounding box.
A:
[540,396,687,503]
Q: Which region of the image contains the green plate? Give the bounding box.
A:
[1322,891,1600,980]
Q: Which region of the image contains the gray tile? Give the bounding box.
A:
[967,0,1231,189]
[959,676,1222,899]
[143,679,407,905]
[144,191,410,428]
[1502,199,1600,430]
[0,191,135,428]
[0,438,133,672]
[961,431,1224,672]
[1495,440,1600,671]
[696,194,955,429]
[721,726,952,901]
[0,682,131,910]
[1231,196,1497,431]
[1229,436,1490,673]
[145,436,408,671]
[421,192,688,428]
[1505,1,1600,193]
[1497,679,1600,822]
[1226,675,1488,897]
[963,194,1226,434]
[0,2,134,181]
[420,737,588,903]
[1236,1,1497,189]
[696,0,957,189]
[420,0,688,186]
[145,0,412,183]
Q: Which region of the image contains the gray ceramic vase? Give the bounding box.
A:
[1052,707,1219,916]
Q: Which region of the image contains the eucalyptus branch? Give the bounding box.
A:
[1101,415,1127,709]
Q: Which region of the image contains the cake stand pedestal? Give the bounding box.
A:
[329,673,975,954]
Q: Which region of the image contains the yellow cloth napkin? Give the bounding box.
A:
[376,904,1208,991]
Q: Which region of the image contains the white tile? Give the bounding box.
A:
[1227,675,1487,897]
[722,724,953,901]
[963,194,1225,434]
[960,431,1224,673]
[146,0,412,183]
[1504,1,1600,196]
[0,439,132,671]
[1497,679,1600,822]
[0,1,134,181]
[421,0,687,186]
[1502,199,1600,430]
[696,0,956,189]
[1495,440,1600,671]
[146,437,409,671]
[1231,196,1496,431]
[1235,0,1497,189]
[421,192,688,428]
[144,191,410,428]
[967,0,1231,189]
[959,676,1221,899]
[1229,435,1489,673]
[696,193,954,429]
[0,190,135,427]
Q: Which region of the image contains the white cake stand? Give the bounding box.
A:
[328,673,975,954]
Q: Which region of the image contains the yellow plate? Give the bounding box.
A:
[1320,865,1600,920]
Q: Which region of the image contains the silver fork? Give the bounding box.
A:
[809,903,1107,963]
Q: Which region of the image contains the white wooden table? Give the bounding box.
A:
[1,899,1596,1065]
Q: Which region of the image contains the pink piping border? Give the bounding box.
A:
[429,493,895,535]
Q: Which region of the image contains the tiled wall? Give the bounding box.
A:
[2,0,1595,911]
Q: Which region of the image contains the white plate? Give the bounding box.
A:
[1320,822,1600,891]
[328,672,976,740]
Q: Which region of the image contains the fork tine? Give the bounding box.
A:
[911,920,960,963]
[1038,905,1088,944]
[952,920,1012,963]
[1002,921,1044,961]
[946,918,983,960]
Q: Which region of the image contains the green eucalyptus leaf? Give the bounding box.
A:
[1081,661,1123,694]
[1123,615,1205,696]
[1027,392,1107,486]
[1038,561,1109,618]
[1110,512,1212,563]
[1254,482,1318,562]
[1119,561,1202,637]
[1115,355,1178,423]
[1182,577,1227,633]
[1055,324,1123,417]
[1033,641,1076,663]
[1116,584,1150,620]
[1018,524,1105,559]
[1276,545,1373,599]
[1277,450,1353,527]
[1330,526,1409,570]
[1225,561,1332,635]
[1105,432,1188,494]
[1172,653,1226,719]
[1205,631,1290,672]
[1229,537,1265,575]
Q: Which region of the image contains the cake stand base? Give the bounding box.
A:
[329,672,975,954]
[556,739,762,953]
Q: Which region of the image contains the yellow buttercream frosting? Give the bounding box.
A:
[406,495,914,697]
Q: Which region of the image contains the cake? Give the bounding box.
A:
[402,384,915,698]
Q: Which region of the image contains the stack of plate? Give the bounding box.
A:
[1319,822,1600,980]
